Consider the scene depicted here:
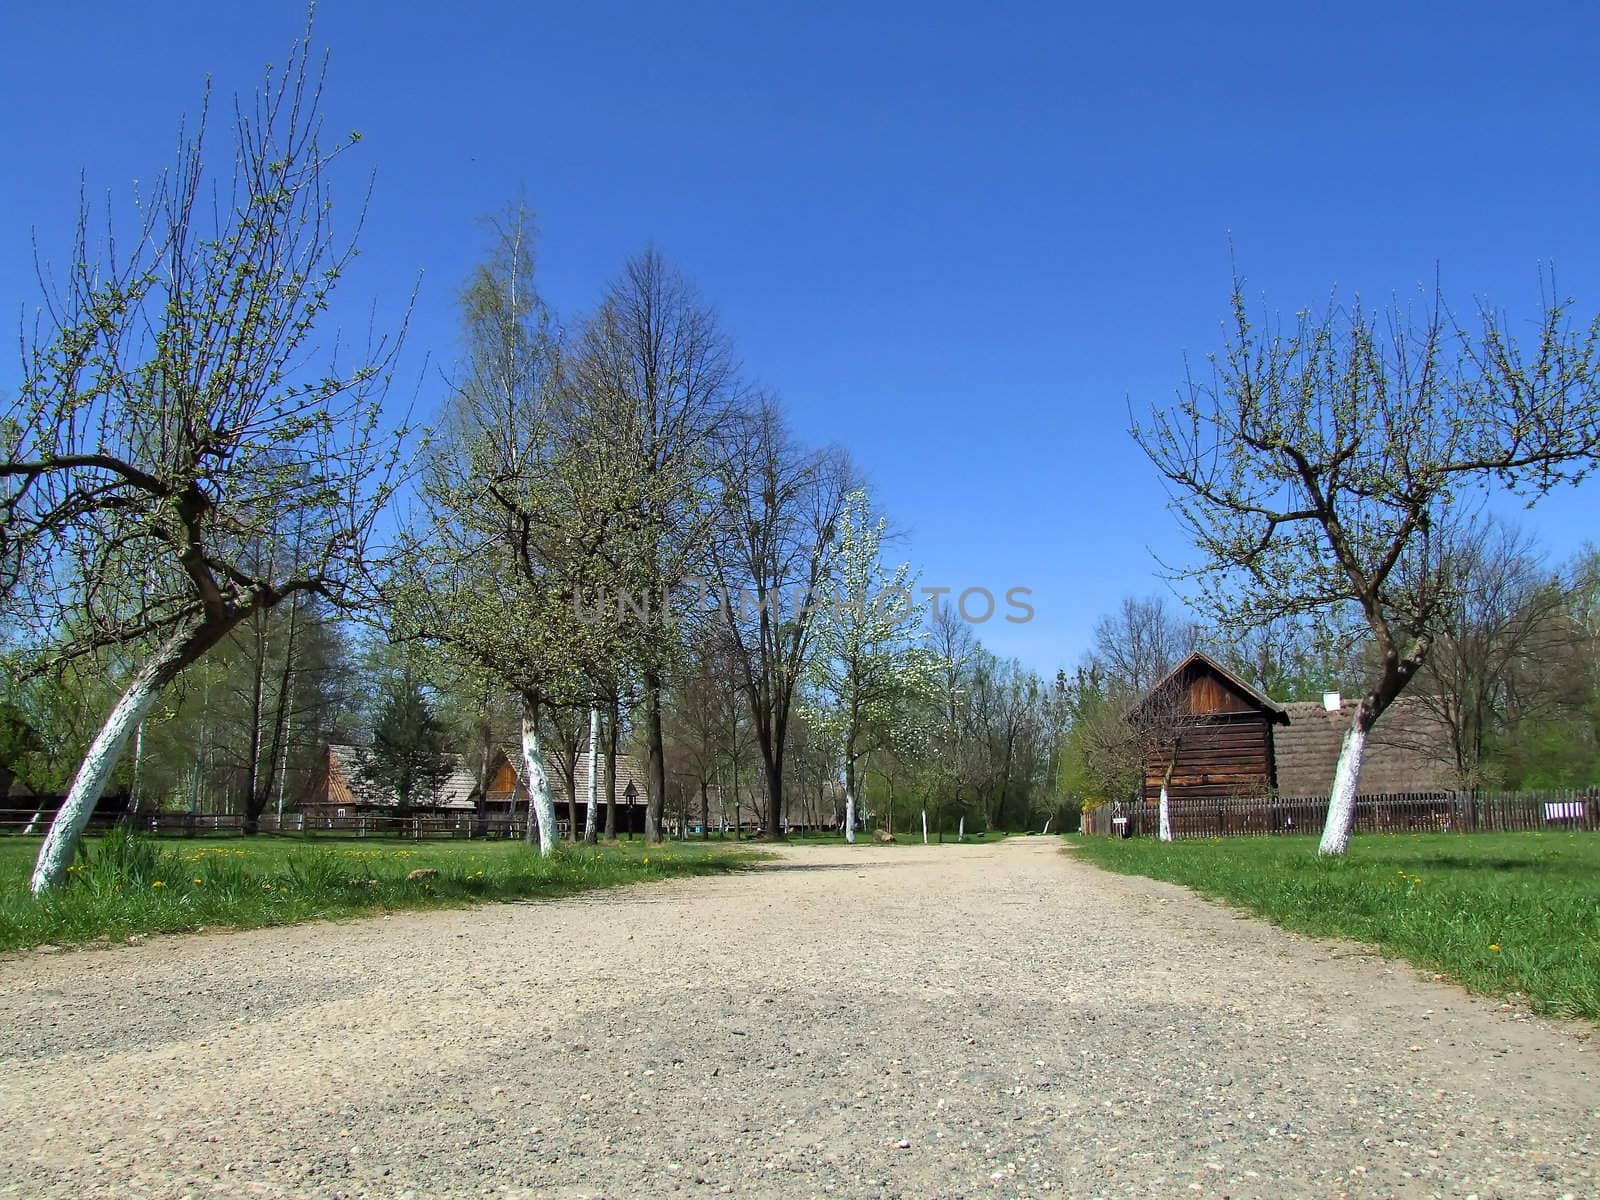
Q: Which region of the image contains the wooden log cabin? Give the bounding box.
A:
[1125,652,1458,834]
[1127,651,1287,807]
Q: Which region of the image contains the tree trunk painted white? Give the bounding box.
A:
[31,649,174,893]
[921,807,928,844]
[130,719,145,812]
[584,706,600,843]
[1318,718,1369,857]
[843,786,856,844]
[520,706,558,857]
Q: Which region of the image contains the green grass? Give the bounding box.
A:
[0,831,766,953]
[1066,832,1600,1021]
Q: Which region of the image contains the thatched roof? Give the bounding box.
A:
[325,744,478,811]
[1271,699,1457,796]
[495,745,651,805]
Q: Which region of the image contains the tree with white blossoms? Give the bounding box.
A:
[1134,275,1600,856]
[803,491,941,843]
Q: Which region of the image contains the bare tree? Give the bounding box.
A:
[1123,674,1202,842]
[540,699,589,839]
[1091,596,1197,693]
[712,402,855,839]
[2,27,408,892]
[1134,276,1600,855]
[665,626,734,840]
[567,248,743,842]
[1408,520,1578,785]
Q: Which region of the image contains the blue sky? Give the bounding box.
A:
[4,2,1598,673]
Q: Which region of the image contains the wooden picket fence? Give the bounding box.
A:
[1079,788,1600,839]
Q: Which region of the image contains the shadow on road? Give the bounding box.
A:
[748,859,897,874]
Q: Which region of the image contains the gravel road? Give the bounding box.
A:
[1,837,1594,1199]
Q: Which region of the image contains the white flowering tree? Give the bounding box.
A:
[803,492,941,842]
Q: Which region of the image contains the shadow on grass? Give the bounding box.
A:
[1354,851,1585,875]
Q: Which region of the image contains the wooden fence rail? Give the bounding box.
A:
[1079,788,1600,838]
[0,809,542,840]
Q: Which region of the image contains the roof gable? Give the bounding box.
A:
[487,744,650,803]
[1127,650,1287,724]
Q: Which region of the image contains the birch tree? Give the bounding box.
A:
[2,29,407,892]
[393,206,633,854]
[803,491,940,843]
[1134,276,1600,855]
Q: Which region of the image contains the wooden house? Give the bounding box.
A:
[482,745,651,835]
[1128,651,1458,814]
[299,744,478,827]
[1128,651,1287,804]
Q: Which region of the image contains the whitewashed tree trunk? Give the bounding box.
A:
[583,706,600,843]
[520,706,558,857]
[1318,717,1369,857]
[921,807,928,844]
[1158,784,1173,842]
[843,786,856,844]
[31,644,181,894]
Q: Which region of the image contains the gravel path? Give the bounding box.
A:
[1,837,1594,1199]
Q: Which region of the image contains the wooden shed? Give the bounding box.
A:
[1128,651,1288,804]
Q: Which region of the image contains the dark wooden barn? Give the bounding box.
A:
[1127,651,1288,805]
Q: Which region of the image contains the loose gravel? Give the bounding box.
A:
[0,836,1594,1199]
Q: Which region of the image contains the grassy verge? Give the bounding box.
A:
[1066,831,1600,1021]
[0,831,766,953]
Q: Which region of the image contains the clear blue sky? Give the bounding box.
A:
[5,2,1597,674]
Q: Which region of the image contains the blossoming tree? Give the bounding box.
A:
[803,492,941,842]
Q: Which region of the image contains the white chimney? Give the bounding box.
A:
[1322,691,1341,712]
